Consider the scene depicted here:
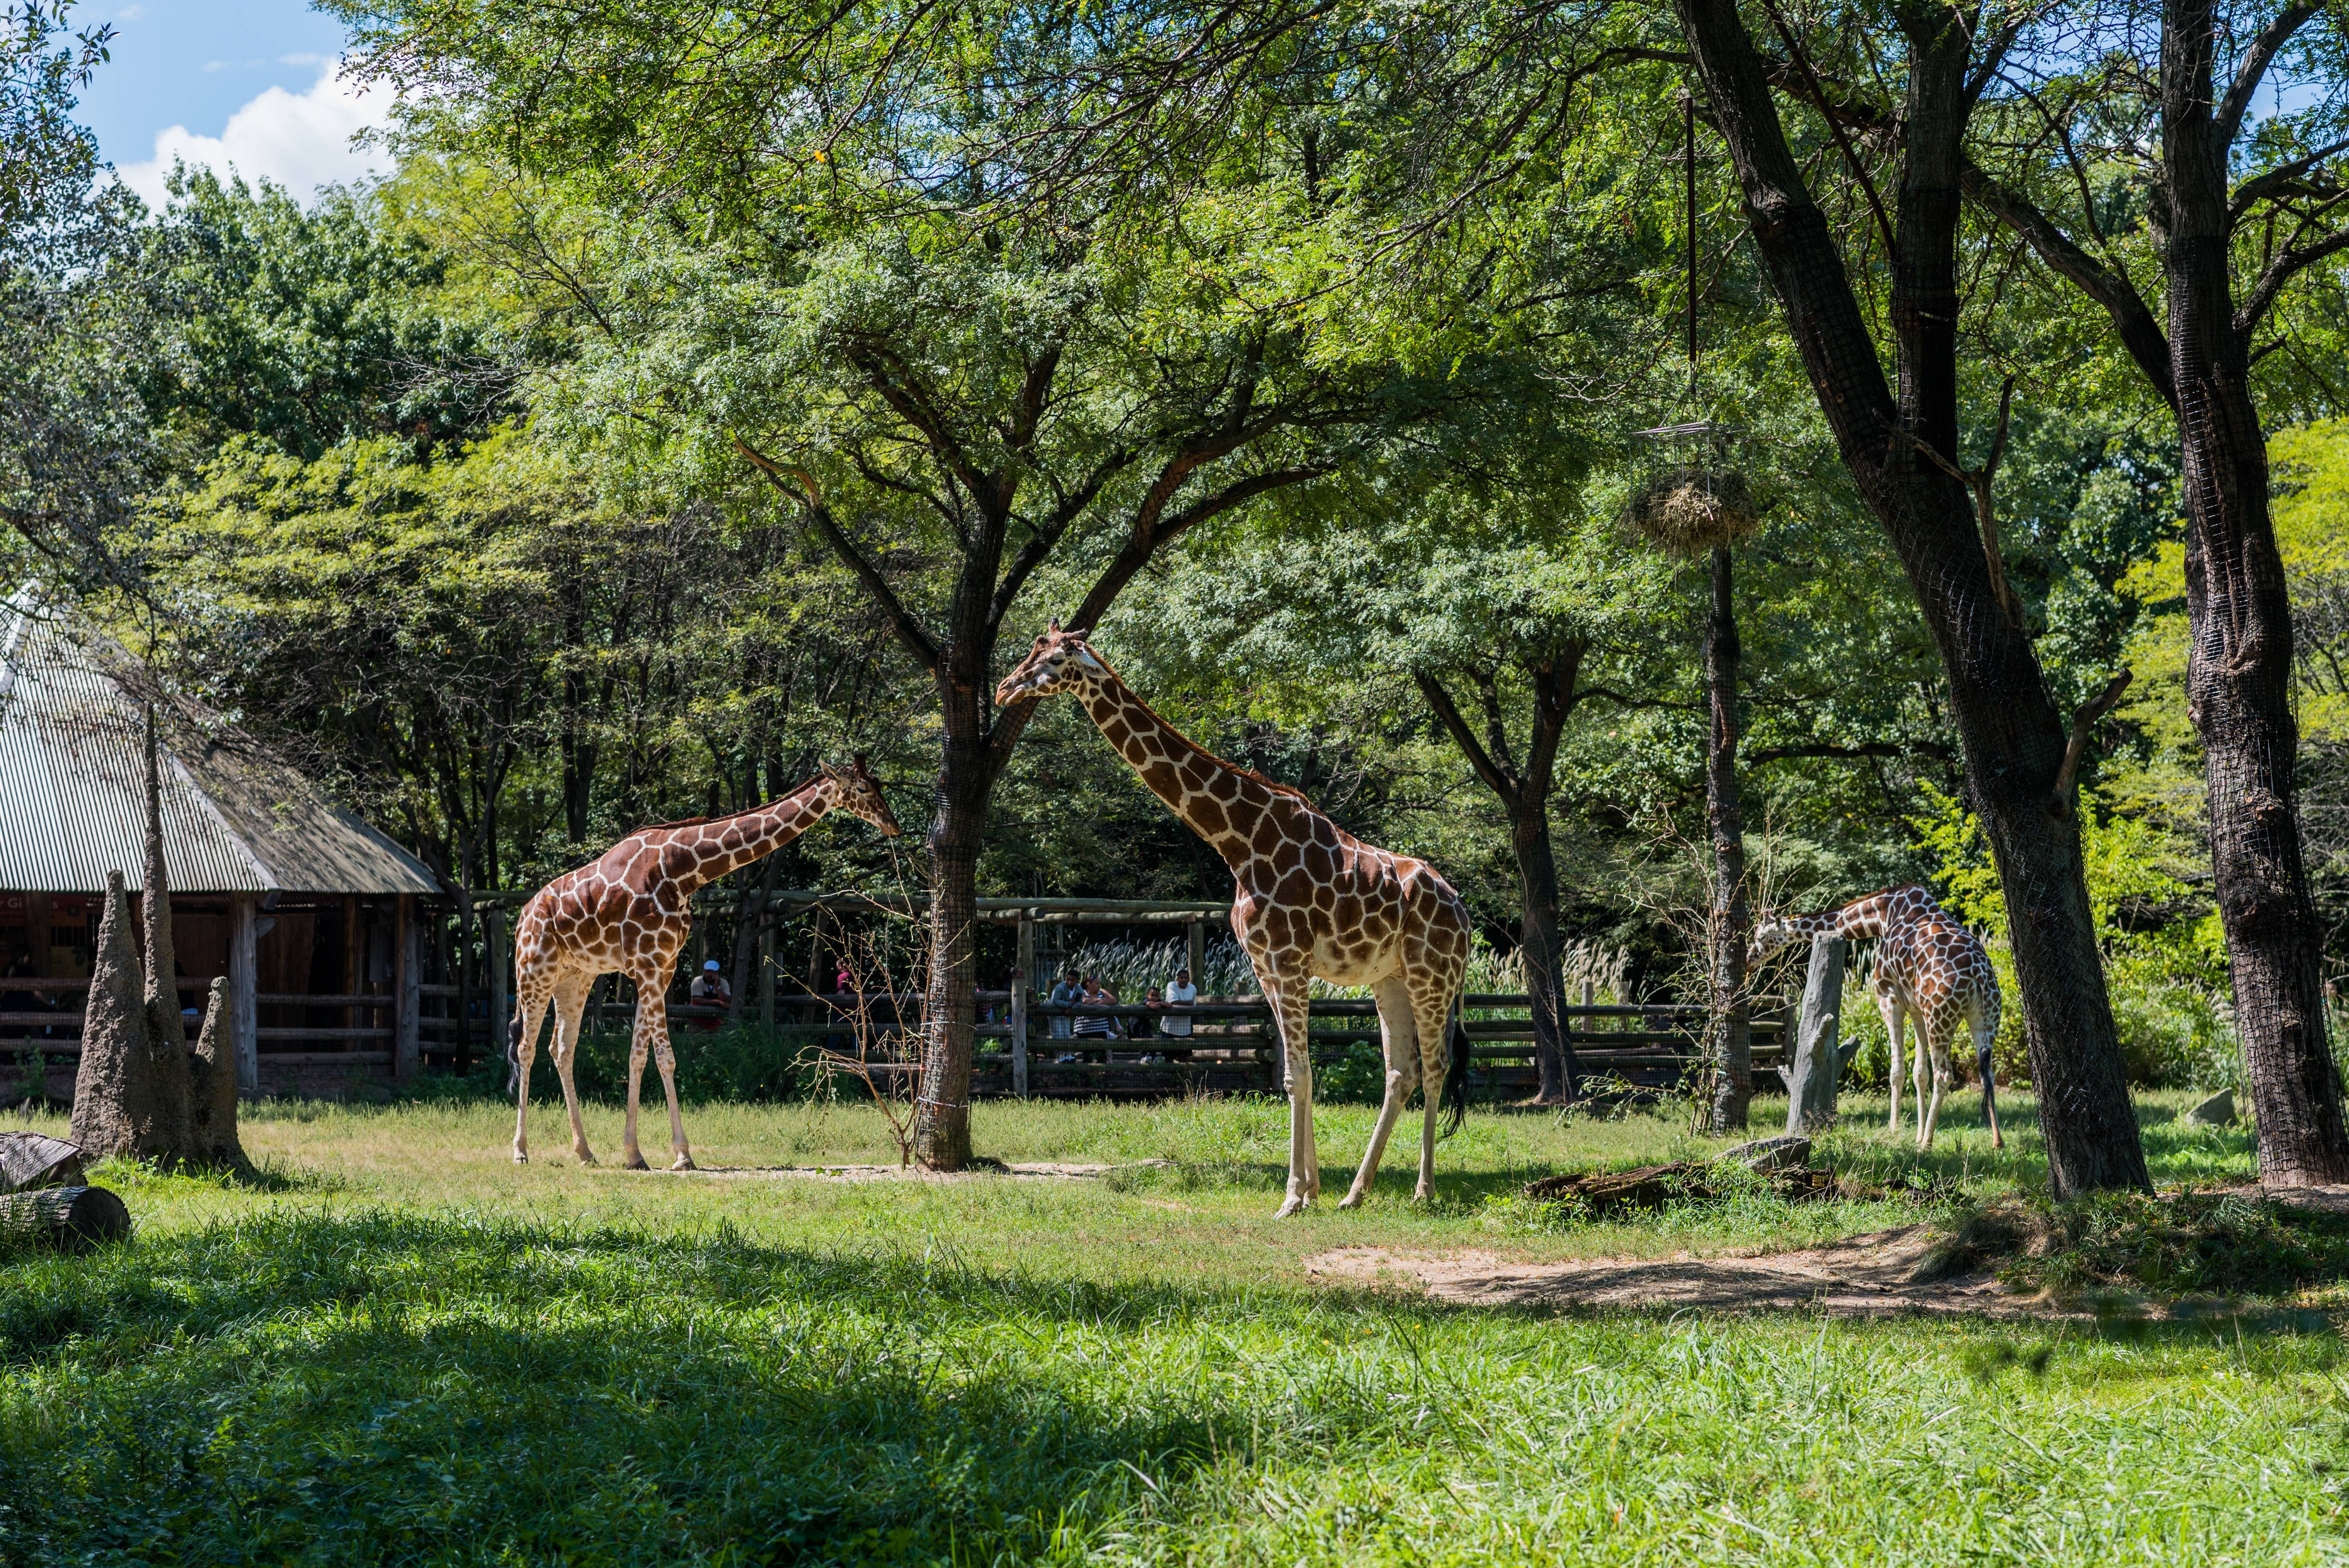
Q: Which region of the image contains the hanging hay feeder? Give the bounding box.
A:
[1624,422,1760,556]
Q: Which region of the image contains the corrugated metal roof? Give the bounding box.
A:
[0,591,438,895]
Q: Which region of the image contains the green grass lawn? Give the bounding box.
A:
[0,1088,2341,1565]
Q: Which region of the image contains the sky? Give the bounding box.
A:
[72,0,389,208]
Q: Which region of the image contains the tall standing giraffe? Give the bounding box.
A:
[998,626,1472,1215]
[1752,885,2005,1150]
[509,758,901,1169]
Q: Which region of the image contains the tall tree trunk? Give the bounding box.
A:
[1705,544,1749,1132]
[2159,0,2349,1186]
[1673,0,2148,1191]
[1512,800,1577,1102]
[917,674,987,1170]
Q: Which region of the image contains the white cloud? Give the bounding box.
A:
[119,67,392,209]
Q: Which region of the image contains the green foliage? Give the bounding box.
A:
[133,168,514,459]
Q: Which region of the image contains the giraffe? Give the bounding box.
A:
[509,758,901,1169]
[1752,885,2004,1150]
[997,625,1473,1215]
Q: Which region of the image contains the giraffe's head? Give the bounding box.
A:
[1749,916,1804,959]
[994,622,1110,706]
[820,755,903,837]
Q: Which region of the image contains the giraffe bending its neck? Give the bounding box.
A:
[1754,885,2004,1150]
[998,624,1473,1214]
[510,759,902,1169]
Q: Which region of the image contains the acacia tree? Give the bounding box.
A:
[339,0,1503,1168]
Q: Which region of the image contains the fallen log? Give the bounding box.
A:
[1521,1158,1843,1214]
[0,1186,131,1253]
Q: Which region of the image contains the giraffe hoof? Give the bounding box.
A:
[1273,1196,1308,1218]
[670,1154,697,1172]
[621,1153,650,1171]
[512,1150,528,1164]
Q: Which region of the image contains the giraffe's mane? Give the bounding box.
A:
[625,783,825,838]
[1087,648,1314,807]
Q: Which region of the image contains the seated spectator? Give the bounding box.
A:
[688,960,731,1033]
[1047,970,1081,1038]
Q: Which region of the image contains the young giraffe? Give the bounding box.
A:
[509,759,901,1169]
[1752,885,2004,1150]
[998,625,1472,1215]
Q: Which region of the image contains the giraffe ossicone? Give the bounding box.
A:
[1753,884,2004,1150]
[998,625,1474,1215]
[508,757,901,1170]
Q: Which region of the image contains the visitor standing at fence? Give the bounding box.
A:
[1161,967,1198,1058]
[689,960,730,1033]
[1048,970,1080,1038]
[1074,974,1119,1040]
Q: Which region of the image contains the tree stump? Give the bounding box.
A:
[0,1186,130,1252]
[1778,936,1850,1134]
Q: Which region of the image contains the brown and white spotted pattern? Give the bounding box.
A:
[998,625,1473,1215]
[510,759,901,1169]
[1754,884,2004,1150]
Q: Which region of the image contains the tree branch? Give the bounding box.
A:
[2215,4,2322,154]
[1756,0,1896,255]
[2235,224,2349,335]
[2230,135,2349,226]
[1415,670,1518,802]
[2051,668,2133,816]
[732,436,943,676]
[1746,739,1953,765]
[1961,162,2176,406]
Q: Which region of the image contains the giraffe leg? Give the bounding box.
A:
[620,985,655,1171]
[1340,977,1416,1208]
[1410,984,1455,1204]
[548,975,597,1164]
[1912,1015,1934,1146]
[1918,1021,1954,1151]
[510,990,549,1163]
[1879,990,1906,1136]
[1264,973,1317,1217]
[635,957,694,1170]
[1972,1000,2004,1150]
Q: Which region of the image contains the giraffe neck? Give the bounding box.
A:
[1074,673,1287,872]
[661,780,837,895]
[1813,896,1890,941]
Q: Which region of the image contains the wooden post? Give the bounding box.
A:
[25,892,50,978]
[1780,936,1846,1134]
[1012,913,1033,1099]
[1186,918,1205,987]
[342,895,361,1033]
[806,907,829,1022]
[229,892,259,1095]
[483,907,508,1065]
[394,894,420,1082]
[757,919,775,1029]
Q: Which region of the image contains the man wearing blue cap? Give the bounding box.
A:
[688,959,731,1032]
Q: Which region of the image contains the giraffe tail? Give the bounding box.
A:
[1441,999,1472,1137]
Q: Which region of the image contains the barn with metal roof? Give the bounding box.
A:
[0,590,442,1097]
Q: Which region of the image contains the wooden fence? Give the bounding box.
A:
[569,987,1791,1101]
[5,976,1790,1104]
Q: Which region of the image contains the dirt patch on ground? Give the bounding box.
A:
[639,1159,1167,1184]
[1306,1226,2069,1319]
